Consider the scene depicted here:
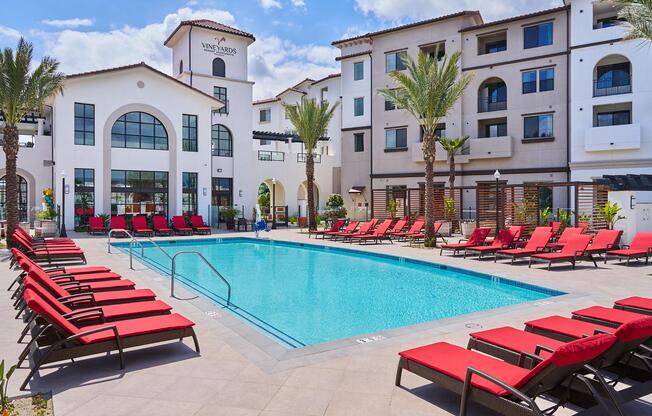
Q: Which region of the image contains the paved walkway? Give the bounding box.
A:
[1,228,651,415]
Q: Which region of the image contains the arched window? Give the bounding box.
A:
[0,175,28,222]
[179,59,183,74]
[211,124,232,157]
[111,111,168,150]
[212,58,226,77]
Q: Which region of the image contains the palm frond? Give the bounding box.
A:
[439,136,469,156]
[283,98,339,153]
[610,0,652,41]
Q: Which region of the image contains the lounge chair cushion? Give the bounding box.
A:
[469,326,565,358]
[525,315,614,339]
[92,289,156,304]
[607,248,647,257]
[81,280,136,291]
[63,266,111,274]
[573,306,645,326]
[613,317,652,342]
[615,296,652,312]
[101,300,172,320]
[81,314,195,343]
[53,272,122,282]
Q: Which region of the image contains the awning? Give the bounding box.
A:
[348,186,365,194]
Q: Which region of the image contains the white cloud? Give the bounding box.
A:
[0,25,21,40]
[260,0,282,9]
[354,0,559,22]
[291,0,306,7]
[42,18,95,28]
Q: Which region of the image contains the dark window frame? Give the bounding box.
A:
[524,22,553,49]
[212,124,233,157]
[212,57,226,77]
[214,86,228,114]
[111,111,169,150]
[524,114,554,139]
[354,97,364,116]
[182,172,198,216]
[74,168,95,226]
[385,50,407,73]
[596,110,631,127]
[522,70,537,94]
[354,133,364,152]
[385,127,408,149]
[74,102,95,146]
[353,61,364,81]
[182,114,198,152]
[110,169,168,216]
[259,108,271,123]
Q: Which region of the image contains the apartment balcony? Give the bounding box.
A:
[584,123,640,152]
[469,136,512,159]
[478,97,507,113]
[258,150,285,161]
[411,142,471,163]
[593,80,631,98]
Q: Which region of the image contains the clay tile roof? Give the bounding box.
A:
[164,19,255,46]
[332,10,481,46]
[311,73,341,85]
[459,5,569,32]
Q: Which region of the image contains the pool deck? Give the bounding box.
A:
[2,228,651,415]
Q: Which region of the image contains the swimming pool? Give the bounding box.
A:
[116,238,564,348]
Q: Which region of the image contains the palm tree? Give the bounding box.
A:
[378,49,472,246]
[611,0,652,40]
[439,136,469,199]
[0,38,64,245]
[284,98,338,230]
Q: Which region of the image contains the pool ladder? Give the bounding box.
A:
[107,230,232,305]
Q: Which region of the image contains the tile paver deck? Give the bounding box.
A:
[2,228,651,415]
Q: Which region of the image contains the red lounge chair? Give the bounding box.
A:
[340,219,378,242]
[614,297,652,315]
[546,227,585,250]
[549,221,562,236]
[11,233,86,265]
[12,231,79,251]
[18,289,198,391]
[605,232,652,265]
[396,334,617,416]
[390,220,424,241]
[572,305,649,328]
[388,219,407,235]
[464,229,515,260]
[349,219,394,244]
[326,220,358,239]
[524,315,616,341]
[27,268,135,293]
[172,216,193,235]
[110,216,130,237]
[15,227,75,246]
[486,225,526,244]
[581,229,622,261]
[131,216,153,237]
[495,227,553,264]
[153,215,173,236]
[190,215,211,235]
[439,227,491,256]
[14,251,121,286]
[408,222,445,246]
[88,217,107,235]
[529,234,595,270]
[309,219,344,239]
[11,249,108,275]
[28,269,156,307]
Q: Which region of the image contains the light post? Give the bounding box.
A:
[60,170,68,238]
[271,178,277,230]
[493,170,501,234]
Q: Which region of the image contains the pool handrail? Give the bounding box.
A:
[171,250,231,306]
[107,228,133,253]
[129,236,171,270]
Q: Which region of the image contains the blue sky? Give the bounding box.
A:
[0,0,559,98]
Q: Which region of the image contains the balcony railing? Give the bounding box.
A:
[593,80,631,97]
[258,150,284,161]
[478,97,507,113]
[297,153,321,163]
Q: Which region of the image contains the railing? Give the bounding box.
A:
[593,80,631,97]
[107,229,133,253]
[258,150,284,161]
[171,251,231,305]
[129,236,171,270]
[297,153,321,163]
[478,97,507,113]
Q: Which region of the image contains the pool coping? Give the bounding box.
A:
[112,235,588,373]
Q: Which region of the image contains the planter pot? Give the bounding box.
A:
[225,219,235,230]
[438,221,452,237]
[461,221,476,238]
[39,220,57,237]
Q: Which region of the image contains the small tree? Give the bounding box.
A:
[599,201,626,230]
[439,136,469,200]
[611,0,652,41]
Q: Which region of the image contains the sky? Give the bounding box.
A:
[0,0,560,99]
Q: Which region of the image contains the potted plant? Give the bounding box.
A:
[598,201,625,230]
[387,198,397,219]
[578,211,592,230]
[539,207,552,226]
[439,198,456,236]
[223,207,239,230]
[556,208,574,233]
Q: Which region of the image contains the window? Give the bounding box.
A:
[212,124,232,157]
[320,87,328,104]
[214,86,228,114]
[182,114,197,152]
[74,168,94,227]
[595,16,624,29]
[478,31,507,55]
[111,111,168,150]
[418,124,446,142]
[485,39,507,54]
[353,61,364,80]
[524,22,553,49]
[260,139,271,146]
[522,71,537,94]
[420,43,445,61]
[259,108,271,123]
[539,68,554,91]
[596,110,631,127]
[385,50,407,72]
[74,103,95,145]
[212,57,225,77]
[484,122,507,138]
[182,172,198,215]
[354,133,364,152]
[110,170,168,216]
[596,62,631,89]
[385,128,407,149]
[0,175,27,222]
[524,114,553,139]
[212,178,233,220]
[354,97,364,116]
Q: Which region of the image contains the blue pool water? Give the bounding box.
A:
[116,238,563,348]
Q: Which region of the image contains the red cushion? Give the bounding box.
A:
[542,334,616,368]
[442,243,475,249]
[573,306,646,326]
[80,313,195,343]
[29,269,69,298]
[53,272,121,282]
[24,278,73,315]
[607,249,647,256]
[613,317,652,342]
[92,289,156,304]
[85,280,136,291]
[525,315,614,339]
[615,296,652,311]
[467,245,501,252]
[531,252,573,260]
[399,342,531,396]
[469,327,564,358]
[62,266,111,274]
[497,248,534,255]
[25,288,80,336]
[629,232,652,250]
[101,300,172,320]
